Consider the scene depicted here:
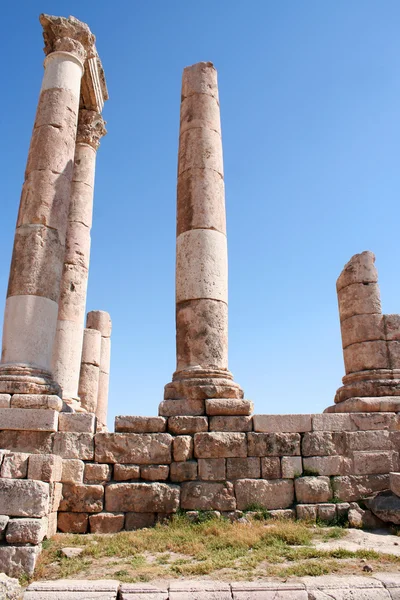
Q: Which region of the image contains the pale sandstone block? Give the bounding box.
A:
[194,432,247,458]
[0,394,10,408]
[231,581,307,599]
[0,431,54,454]
[350,412,400,430]
[390,472,400,496]
[344,340,389,374]
[87,310,112,337]
[336,251,378,291]
[0,479,49,517]
[385,314,400,340]
[353,451,398,475]
[28,454,63,482]
[168,416,208,434]
[10,394,62,411]
[345,430,393,451]
[205,398,253,416]
[95,433,172,464]
[210,416,252,432]
[47,511,58,537]
[50,482,63,512]
[332,474,389,502]
[312,413,355,431]
[235,479,294,510]
[181,481,236,511]
[296,504,317,521]
[261,457,281,479]
[173,436,193,462]
[302,432,346,456]
[248,433,300,456]
[61,459,84,484]
[120,583,168,599]
[303,456,352,477]
[115,416,167,433]
[0,408,58,432]
[89,512,125,533]
[338,282,381,321]
[253,414,311,433]
[340,313,385,348]
[281,456,303,478]
[105,483,180,513]
[227,457,260,479]
[0,545,41,577]
[294,476,332,504]
[58,413,95,433]
[0,515,9,540]
[141,465,169,481]
[25,579,120,598]
[6,517,47,544]
[159,398,205,417]
[317,504,337,523]
[53,432,94,459]
[57,511,88,533]
[84,463,112,484]
[0,452,29,478]
[125,512,156,530]
[198,458,226,481]
[113,464,140,481]
[170,581,231,600]
[170,461,198,482]
[59,483,104,513]
[388,340,400,369]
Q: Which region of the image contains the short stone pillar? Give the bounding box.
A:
[0,15,94,396]
[327,251,400,412]
[161,62,246,417]
[86,311,112,429]
[78,327,101,413]
[52,110,106,406]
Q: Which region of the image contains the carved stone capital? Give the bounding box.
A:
[76,109,107,149]
[40,13,96,62]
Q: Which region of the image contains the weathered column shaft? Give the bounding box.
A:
[87,311,111,428]
[78,327,101,413]
[52,110,106,402]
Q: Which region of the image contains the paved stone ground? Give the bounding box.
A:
[22,573,400,599]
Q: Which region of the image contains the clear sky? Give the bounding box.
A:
[1,1,400,428]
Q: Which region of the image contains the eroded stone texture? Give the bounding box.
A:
[0,479,49,517]
[28,453,63,482]
[125,512,156,530]
[294,476,332,504]
[115,416,167,433]
[0,546,41,577]
[181,481,236,511]
[194,432,247,458]
[209,416,252,431]
[59,483,104,512]
[95,433,172,464]
[170,461,198,482]
[57,511,88,533]
[0,452,29,479]
[6,517,47,544]
[198,458,226,481]
[173,436,193,462]
[89,512,125,533]
[113,464,140,481]
[227,457,260,479]
[248,433,300,456]
[53,432,94,459]
[332,474,389,501]
[168,416,208,435]
[105,483,180,513]
[61,459,84,484]
[235,479,294,510]
[84,462,112,483]
[254,414,311,433]
[141,465,169,481]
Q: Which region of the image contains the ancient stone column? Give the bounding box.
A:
[51,110,106,406]
[87,311,112,428]
[0,15,95,396]
[161,62,246,417]
[327,251,400,412]
[78,327,101,413]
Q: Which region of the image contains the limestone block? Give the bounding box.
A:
[235,479,294,510]
[227,457,260,480]
[181,481,236,511]
[0,408,58,431]
[281,456,303,478]
[0,431,54,454]
[170,461,198,482]
[0,479,49,517]
[231,581,307,599]
[0,452,29,478]
[390,472,400,496]
[0,545,41,577]
[95,433,172,464]
[0,394,10,408]
[115,416,167,433]
[269,508,296,520]
[388,340,400,369]
[58,413,96,433]
[113,464,140,481]
[0,515,9,540]
[247,433,300,456]
[87,310,112,337]
[210,416,252,432]
[6,517,47,544]
[332,474,389,502]
[159,398,205,417]
[302,432,346,456]
[53,432,94,461]
[194,432,247,458]
[28,454,63,482]
[350,412,400,431]
[338,282,381,322]
[295,477,332,504]
[261,457,281,479]
[336,251,378,291]
[303,456,352,477]
[10,394,62,411]
[336,502,351,520]
[24,579,120,598]
[84,463,112,484]
[343,340,389,374]
[59,483,104,513]
[61,459,84,484]
[105,483,180,513]
[317,504,337,523]
[120,583,168,599]
[205,398,253,416]
[198,458,226,481]
[345,430,392,451]
[141,465,169,481]
[340,313,385,348]
[253,414,311,433]
[57,511,88,533]
[125,512,156,530]
[385,314,400,340]
[168,416,208,435]
[296,504,317,522]
[50,482,63,512]
[312,414,356,431]
[89,512,125,534]
[47,511,58,537]
[353,451,398,475]
[170,580,231,600]
[173,436,193,462]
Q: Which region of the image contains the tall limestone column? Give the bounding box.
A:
[51,110,106,406]
[87,311,112,429]
[161,62,248,417]
[0,15,95,396]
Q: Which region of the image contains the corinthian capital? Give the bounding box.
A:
[76,110,107,150]
[39,14,96,62]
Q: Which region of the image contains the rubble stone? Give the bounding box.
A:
[0,546,40,577]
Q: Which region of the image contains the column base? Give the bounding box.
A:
[331,369,400,412]
[160,368,243,416]
[0,364,61,396]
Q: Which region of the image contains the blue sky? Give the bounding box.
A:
[1,1,400,427]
